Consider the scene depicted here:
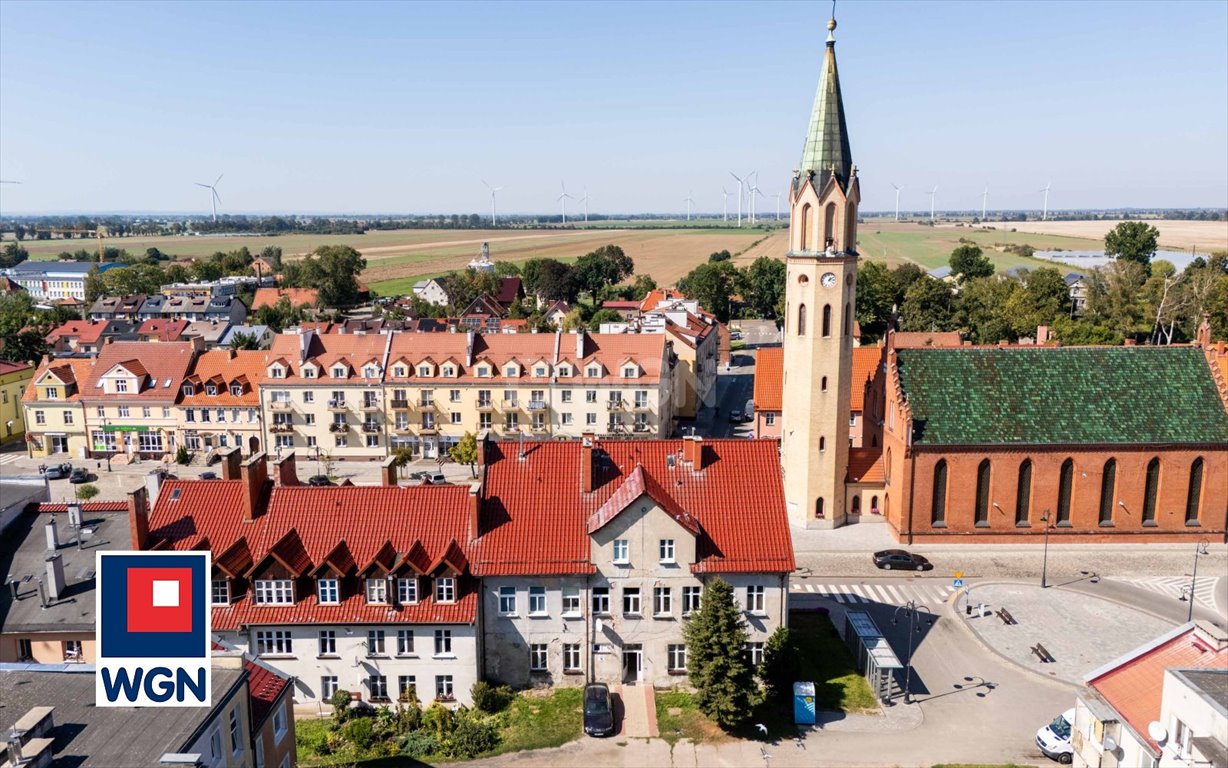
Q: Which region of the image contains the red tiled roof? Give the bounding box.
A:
[36,501,128,514]
[1089,626,1228,754]
[0,359,33,376]
[246,658,292,727]
[753,348,783,412]
[147,480,478,628]
[23,358,95,403]
[601,301,641,311]
[266,333,387,384]
[45,320,109,345]
[253,287,318,310]
[495,277,523,305]
[846,448,884,484]
[138,318,190,341]
[82,342,197,404]
[586,465,701,536]
[639,289,687,312]
[179,349,268,406]
[891,331,963,349]
[851,347,881,411]
[475,438,793,576]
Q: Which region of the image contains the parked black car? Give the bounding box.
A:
[307,475,333,487]
[872,549,931,571]
[728,410,744,424]
[69,468,92,484]
[583,683,615,737]
[199,471,219,480]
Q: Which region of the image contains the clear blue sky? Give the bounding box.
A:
[1,0,1225,216]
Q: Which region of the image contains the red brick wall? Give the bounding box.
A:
[885,446,1226,544]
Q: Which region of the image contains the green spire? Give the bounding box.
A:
[798,16,852,189]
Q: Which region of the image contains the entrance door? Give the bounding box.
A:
[622,645,642,683]
[422,438,436,459]
[51,436,69,454]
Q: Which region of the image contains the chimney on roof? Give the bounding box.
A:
[45,517,60,551]
[128,486,149,550]
[476,430,490,468]
[45,553,66,601]
[380,455,398,487]
[682,435,705,469]
[1196,312,1212,348]
[220,448,242,481]
[468,483,481,542]
[1036,326,1050,345]
[273,451,298,486]
[1124,338,1136,346]
[581,433,595,493]
[575,330,586,359]
[240,452,268,522]
[145,469,165,508]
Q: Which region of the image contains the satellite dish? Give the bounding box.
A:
[1147,721,1168,744]
[1103,735,1117,752]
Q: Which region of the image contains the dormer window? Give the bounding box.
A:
[586,366,601,378]
[205,384,217,396]
[115,379,129,393]
[435,577,455,603]
[302,367,316,379]
[417,365,432,377]
[622,365,638,378]
[317,578,339,604]
[442,365,455,377]
[331,366,347,378]
[254,579,293,605]
[366,578,388,604]
[557,365,571,377]
[393,366,406,377]
[476,366,490,377]
[182,384,195,396]
[534,366,547,377]
[364,366,379,379]
[269,366,285,379]
[505,365,518,378]
[397,578,418,604]
[230,383,243,396]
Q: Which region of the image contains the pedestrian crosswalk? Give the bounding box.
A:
[0,453,22,466]
[1107,576,1219,613]
[790,581,956,607]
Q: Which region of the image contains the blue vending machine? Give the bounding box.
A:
[793,681,816,725]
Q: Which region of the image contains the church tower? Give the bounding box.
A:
[781,14,860,529]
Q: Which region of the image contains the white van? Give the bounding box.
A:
[1036,708,1075,764]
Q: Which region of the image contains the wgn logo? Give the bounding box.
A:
[96,551,212,707]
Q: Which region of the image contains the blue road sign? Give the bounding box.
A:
[953,578,965,589]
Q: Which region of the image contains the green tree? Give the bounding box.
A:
[629,273,657,300]
[1051,316,1122,346]
[682,577,754,729]
[1104,221,1160,270]
[708,249,732,263]
[226,331,261,350]
[677,261,740,322]
[759,625,801,704]
[75,484,100,501]
[310,245,368,308]
[1085,260,1149,340]
[900,276,954,332]
[948,244,994,281]
[0,242,29,269]
[573,245,633,300]
[100,263,166,297]
[954,275,1019,343]
[492,261,521,277]
[449,432,479,478]
[854,260,896,342]
[587,308,624,328]
[740,256,786,320]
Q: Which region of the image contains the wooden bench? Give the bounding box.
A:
[996,608,1017,625]
[1031,643,1055,663]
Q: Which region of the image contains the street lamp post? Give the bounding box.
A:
[1183,538,1211,623]
[891,600,931,704]
[1039,510,1053,589]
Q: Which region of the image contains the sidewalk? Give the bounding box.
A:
[617,684,658,738]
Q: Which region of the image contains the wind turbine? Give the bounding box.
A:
[557,182,575,225]
[890,183,903,221]
[721,187,731,222]
[194,174,223,222]
[684,191,695,221]
[981,185,989,220]
[747,172,760,224]
[773,191,783,221]
[577,188,591,223]
[481,180,504,226]
[928,186,938,222]
[729,171,747,227]
[1040,182,1051,221]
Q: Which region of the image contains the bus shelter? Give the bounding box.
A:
[843,611,903,702]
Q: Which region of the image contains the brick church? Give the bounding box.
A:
[777,16,1228,543]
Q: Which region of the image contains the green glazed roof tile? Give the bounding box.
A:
[895,346,1228,446]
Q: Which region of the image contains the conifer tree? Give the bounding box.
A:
[682,577,754,728]
[759,625,800,703]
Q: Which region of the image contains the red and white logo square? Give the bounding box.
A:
[126,567,193,633]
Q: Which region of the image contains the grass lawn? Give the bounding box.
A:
[655,690,731,746]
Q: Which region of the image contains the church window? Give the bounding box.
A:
[1185,458,1203,524]
[871,495,879,513]
[974,460,991,527]
[1015,460,1031,526]
[815,498,825,519]
[1057,459,1074,525]
[851,495,860,514]
[1099,459,1116,526]
[821,376,827,392]
[800,204,812,249]
[844,303,851,336]
[845,202,857,250]
[1142,458,1160,525]
[824,203,836,247]
[822,305,832,337]
[931,460,947,527]
[797,304,806,336]
[819,436,825,452]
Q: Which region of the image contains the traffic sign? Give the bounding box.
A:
[953,578,965,589]
[954,571,963,579]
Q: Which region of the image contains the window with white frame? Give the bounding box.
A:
[318,578,339,604]
[746,585,766,614]
[398,675,417,700]
[434,629,452,656]
[498,586,517,615]
[118,406,130,418]
[745,642,765,667]
[563,643,581,672]
[623,587,641,615]
[318,630,336,656]
[592,587,610,614]
[320,675,338,699]
[303,391,314,403]
[366,630,386,655]
[435,576,455,602]
[255,630,292,655]
[613,539,629,565]
[229,709,242,758]
[659,539,676,564]
[435,675,454,701]
[653,587,672,616]
[34,410,45,425]
[668,644,687,672]
[273,704,288,744]
[529,643,548,671]
[682,586,702,615]
[396,629,414,655]
[529,586,547,616]
[368,674,388,700]
[211,579,230,605]
[562,587,581,617]
[254,579,293,605]
[397,577,418,604]
[275,434,293,449]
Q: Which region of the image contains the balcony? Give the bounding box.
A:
[393,425,412,435]
[499,400,521,412]
[390,399,410,410]
[527,400,548,411]
[606,401,625,411]
[328,422,348,433]
[269,400,292,411]
[417,400,437,412]
[632,401,651,412]
[327,400,347,412]
[531,424,549,434]
[633,423,651,433]
[361,401,381,412]
[476,401,495,412]
[270,423,294,433]
[361,423,380,434]
[419,424,439,435]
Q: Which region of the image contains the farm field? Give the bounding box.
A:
[973,219,1228,254]
[856,220,1100,270]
